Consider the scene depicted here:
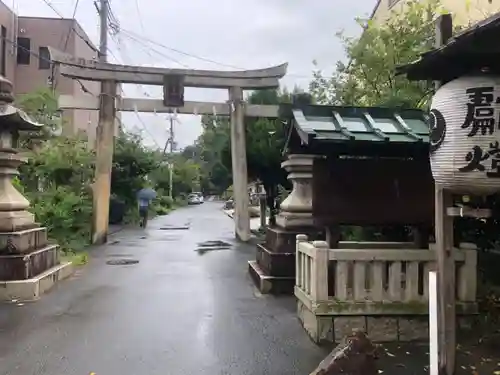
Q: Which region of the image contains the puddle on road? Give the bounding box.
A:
[106,259,139,265]
[195,240,232,255]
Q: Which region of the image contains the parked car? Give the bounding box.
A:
[193,192,204,203]
[188,194,201,205]
[188,193,203,204]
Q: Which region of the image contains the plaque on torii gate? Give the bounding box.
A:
[163,74,185,108]
[48,47,287,243]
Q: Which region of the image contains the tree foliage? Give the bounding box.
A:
[16,88,62,146]
[310,0,442,109]
[20,136,94,250]
[192,88,301,198]
[111,132,160,206]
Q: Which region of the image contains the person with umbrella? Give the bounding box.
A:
[136,185,157,228]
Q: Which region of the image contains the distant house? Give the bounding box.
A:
[0,0,120,147]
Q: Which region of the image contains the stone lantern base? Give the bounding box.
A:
[249,225,323,294]
[0,225,73,301]
[248,154,324,294]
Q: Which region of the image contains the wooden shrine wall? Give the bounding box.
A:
[312,157,434,226]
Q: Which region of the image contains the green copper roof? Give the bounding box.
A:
[283,105,429,146]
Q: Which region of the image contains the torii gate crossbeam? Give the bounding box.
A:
[48,48,287,244]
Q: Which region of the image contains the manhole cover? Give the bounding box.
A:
[106,259,139,265]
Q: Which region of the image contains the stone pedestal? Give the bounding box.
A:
[0,76,73,301]
[249,154,322,294]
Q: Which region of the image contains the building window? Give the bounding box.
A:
[1,26,6,76]
[38,46,50,69]
[16,37,30,65]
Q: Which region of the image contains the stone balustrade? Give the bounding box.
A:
[295,235,477,343]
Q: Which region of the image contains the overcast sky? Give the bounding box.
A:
[16,0,373,149]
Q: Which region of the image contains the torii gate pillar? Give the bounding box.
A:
[229,87,250,241]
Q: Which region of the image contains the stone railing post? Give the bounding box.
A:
[311,240,329,302]
[296,234,309,288]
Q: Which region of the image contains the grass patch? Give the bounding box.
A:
[61,251,89,266]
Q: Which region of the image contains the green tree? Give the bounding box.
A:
[193,89,300,218]
[20,136,94,250]
[111,131,161,206]
[310,0,442,109]
[16,88,62,146]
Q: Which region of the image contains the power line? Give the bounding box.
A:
[133,111,162,149]
[117,32,189,68]
[63,0,81,51]
[119,28,243,69]
[39,0,313,80]
[132,0,146,34]
[38,0,99,53]
[119,27,314,79]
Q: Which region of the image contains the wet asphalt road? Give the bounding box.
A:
[0,202,327,375]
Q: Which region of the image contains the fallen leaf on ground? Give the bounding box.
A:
[386,352,395,357]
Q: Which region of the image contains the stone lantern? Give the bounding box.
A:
[249,153,323,294]
[0,76,72,301]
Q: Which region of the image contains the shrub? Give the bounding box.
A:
[157,195,174,209]
[27,185,92,250]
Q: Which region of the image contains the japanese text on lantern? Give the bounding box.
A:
[459,86,500,178]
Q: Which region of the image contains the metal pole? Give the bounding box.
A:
[92,0,116,244]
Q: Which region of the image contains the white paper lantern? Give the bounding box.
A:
[430,75,500,194]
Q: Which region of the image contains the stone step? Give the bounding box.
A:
[0,261,73,302]
[248,260,295,295]
[0,226,48,254]
[0,244,59,281]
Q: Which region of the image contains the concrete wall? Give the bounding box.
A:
[13,16,101,142]
[371,0,500,26]
[0,2,103,146]
[69,20,100,146]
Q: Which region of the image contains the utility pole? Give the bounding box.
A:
[168,115,174,199]
[92,0,117,245]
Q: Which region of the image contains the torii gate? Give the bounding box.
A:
[48,48,286,244]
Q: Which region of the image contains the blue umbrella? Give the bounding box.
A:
[137,187,157,201]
